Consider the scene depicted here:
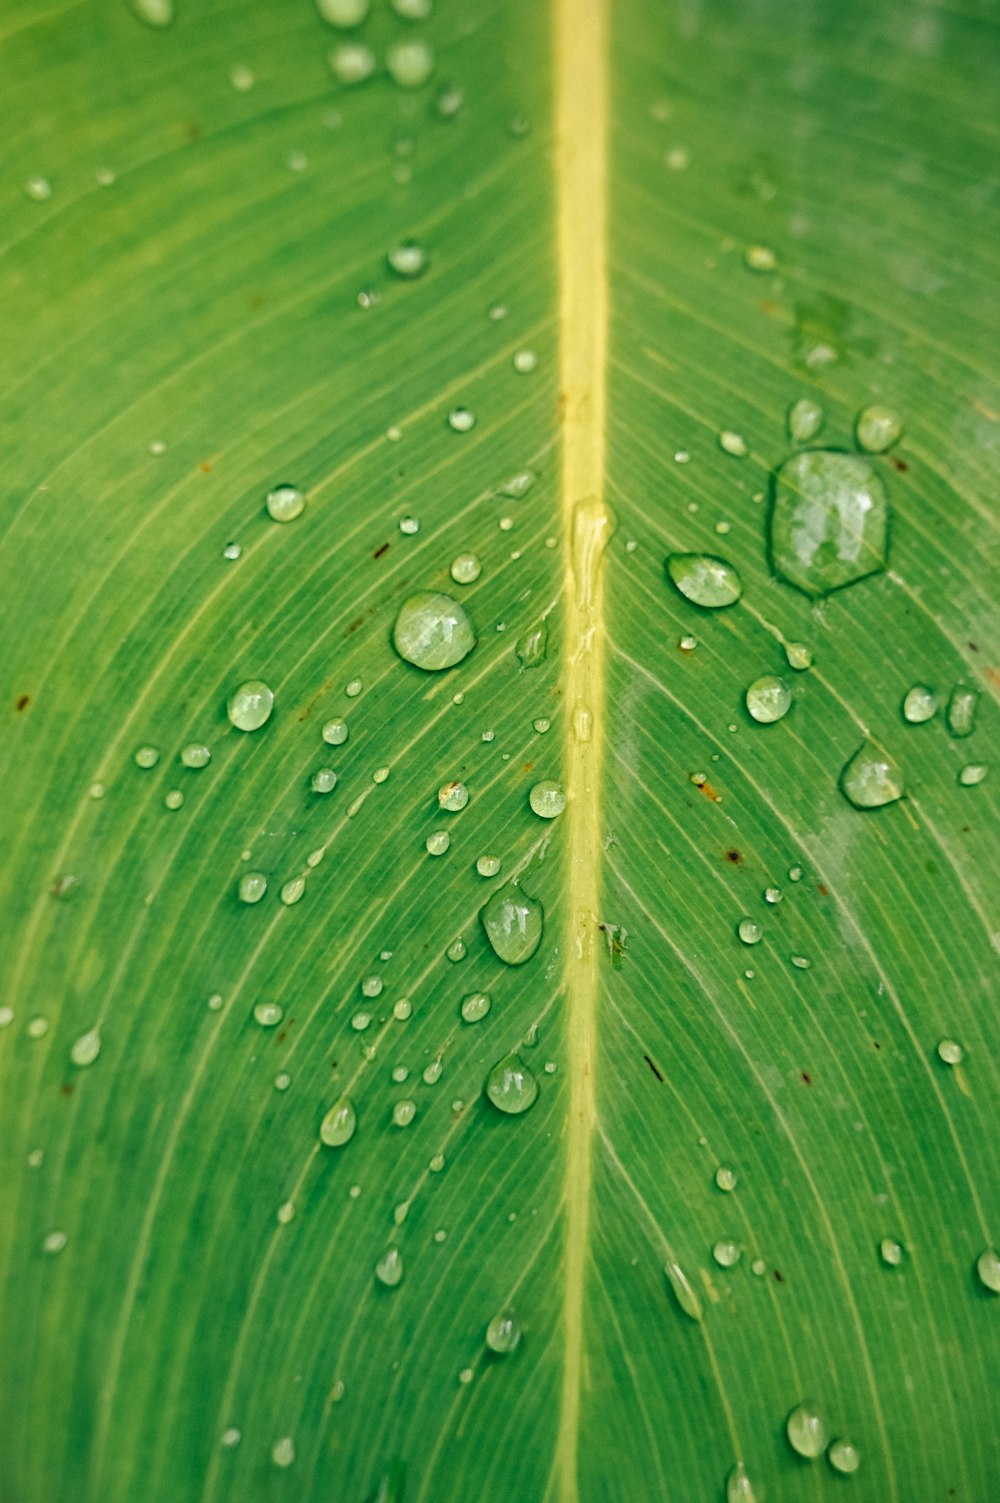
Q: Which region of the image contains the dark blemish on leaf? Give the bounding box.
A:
[773,1269,785,1283]
[801,1072,812,1085]
[597,922,628,969]
[817,883,828,895]
[725,849,742,864]
[697,780,722,803]
[347,617,365,634]
[374,542,390,559]
[522,761,534,772]
[15,695,30,711]
[643,1054,664,1083]
[873,1041,881,1050]
[198,462,212,473]
[889,455,908,473]
[60,1082,73,1096]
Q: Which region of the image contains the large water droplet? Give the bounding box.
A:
[375,1247,404,1287]
[461,991,491,1023]
[485,1053,539,1115]
[386,39,434,88]
[392,592,475,671]
[840,741,904,809]
[271,1437,295,1468]
[959,761,988,786]
[976,1247,1000,1293]
[745,675,791,724]
[769,450,888,597]
[528,780,566,819]
[946,685,979,739]
[253,1002,283,1028]
[180,742,211,769]
[786,1402,828,1458]
[450,553,481,585]
[320,1099,357,1147]
[855,405,902,453]
[329,42,375,83]
[265,484,305,523]
[237,871,267,904]
[485,1310,521,1353]
[480,886,543,965]
[726,1461,759,1503]
[713,1239,741,1269]
[227,680,274,732]
[438,781,469,812]
[665,552,742,608]
[664,1261,703,1321]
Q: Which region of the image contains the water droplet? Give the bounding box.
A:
[713,1239,741,1268]
[392,1099,417,1127]
[855,405,902,453]
[788,398,824,443]
[879,1237,904,1267]
[937,1037,964,1065]
[751,1258,766,1276]
[0,1008,13,1029]
[134,745,159,769]
[715,1166,738,1192]
[164,789,184,811]
[726,1461,759,1503]
[322,718,348,745]
[220,1427,242,1448]
[422,1058,443,1086]
[393,998,412,1021]
[461,991,491,1023]
[437,84,463,118]
[391,0,431,15]
[351,1012,371,1032]
[388,241,427,278]
[744,244,776,272]
[480,886,544,965]
[737,918,762,945]
[664,1261,703,1321]
[426,831,450,856]
[666,552,742,608]
[399,516,420,536]
[786,1402,828,1458]
[42,1230,67,1256]
[445,938,466,963]
[438,781,469,812]
[180,743,211,769]
[274,1072,291,1091]
[253,1002,283,1028]
[229,65,254,91]
[311,768,338,795]
[360,974,383,999]
[827,1438,861,1475]
[24,175,53,201]
[745,675,791,724]
[393,592,475,671]
[485,1310,521,1353]
[946,685,979,739]
[280,877,305,906]
[265,484,305,523]
[238,871,267,904]
[70,1026,101,1068]
[373,765,390,784]
[784,641,812,671]
[222,542,241,561]
[485,1053,539,1115]
[902,684,937,723]
[960,762,988,786]
[329,42,375,83]
[276,1200,295,1225]
[528,780,566,819]
[130,0,173,26]
[476,855,501,878]
[769,450,888,597]
[515,617,549,669]
[790,953,812,970]
[976,1247,1000,1293]
[789,865,804,882]
[500,469,535,498]
[450,553,481,585]
[346,677,363,698]
[764,886,782,904]
[840,742,904,809]
[320,1098,357,1147]
[271,1437,295,1468]
[387,39,435,88]
[375,1247,404,1287]
[718,430,748,458]
[227,680,274,732]
[513,349,538,374]
[448,406,475,433]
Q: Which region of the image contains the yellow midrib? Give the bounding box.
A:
[554,1,611,1499]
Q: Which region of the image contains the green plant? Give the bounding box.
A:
[1,1,996,1500]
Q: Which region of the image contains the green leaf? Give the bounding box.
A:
[1,1,997,1501]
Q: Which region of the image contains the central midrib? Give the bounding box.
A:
[553,1,611,1499]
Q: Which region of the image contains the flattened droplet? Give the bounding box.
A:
[130,0,174,26]
[769,449,888,597]
[788,398,824,443]
[840,741,904,809]
[855,405,902,453]
[392,592,475,671]
[485,1053,539,1115]
[320,1098,357,1147]
[664,1260,703,1321]
[726,1462,759,1503]
[976,1247,1000,1293]
[666,552,742,608]
[745,675,791,724]
[70,1026,101,1068]
[827,1438,861,1475]
[375,1247,404,1287]
[786,1402,828,1458]
[485,1310,521,1353]
[227,680,274,732]
[265,484,305,523]
[902,684,937,723]
[946,685,979,739]
[480,886,543,965]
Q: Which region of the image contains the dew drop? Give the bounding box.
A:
[665,552,742,608]
[528,780,566,819]
[500,469,535,498]
[70,1027,101,1068]
[480,886,544,965]
[445,938,466,963]
[227,680,274,732]
[976,1247,1000,1293]
[130,0,173,27]
[879,1237,904,1267]
[320,1098,357,1147]
[180,743,211,769]
[220,1427,241,1448]
[664,1261,703,1321]
[743,244,776,272]
[769,450,888,597]
[375,1247,404,1287]
[386,39,434,88]
[265,484,305,523]
[946,685,979,739]
[24,175,53,201]
[476,855,501,878]
[392,592,475,671]
[392,1099,417,1127]
[448,406,475,433]
[346,677,363,698]
[786,1402,828,1458]
[937,1037,964,1065]
[902,684,937,723]
[387,241,427,278]
[485,1052,539,1115]
[784,641,812,671]
[855,405,902,454]
[163,790,184,811]
[450,553,481,585]
[726,1461,759,1503]
[787,398,824,443]
[827,1438,861,1475]
[764,886,782,904]
[329,42,375,83]
[513,350,538,374]
[745,675,791,724]
[959,762,988,786]
[426,831,450,856]
[42,1230,67,1256]
[715,1166,738,1192]
[718,430,748,458]
[134,745,159,769]
[485,1310,521,1353]
[311,768,338,794]
[238,871,267,904]
[322,718,348,745]
[271,1437,295,1469]
[840,742,904,809]
[253,1002,283,1028]
[713,1239,741,1269]
[280,877,305,906]
[393,998,412,1021]
[438,781,469,812]
[399,516,420,536]
[737,918,762,945]
[461,991,491,1023]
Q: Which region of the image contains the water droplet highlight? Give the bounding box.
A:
[375,1247,404,1287]
[827,1438,861,1475]
[485,1310,521,1353]
[840,742,904,809]
[461,991,491,1023]
[786,1402,828,1458]
[902,684,937,723]
[664,1261,703,1321]
[265,484,305,523]
[480,886,543,965]
[855,405,902,453]
[745,675,791,724]
[227,680,274,733]
[770,450,888,597]
[320,1099,357,1147]
[485,1053,539,1115]
[528,781,566,819]
[788,398,824,443]
[70,1026,101,1068]
[666,552,742,609]
[946,685,978,739]
[392,592,475,671]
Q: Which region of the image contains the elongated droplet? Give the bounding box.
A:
[238,871,267,904]
[180,742,211,768]
[227,680,274,732]
[786,1402,828,1458]
[946,685,978,738]
[769,450,888,597]
[392,592,475,670]
[726,1461,759,1503]
[461,991,491,1023]
[485,1053,538,1115]
[485,1310,521,1353]
[827,1438,861,1474]
[375,1247,404,1287]
[959,761,988,786]
[840,742,904,809]
[516,618,548,668]
[70,1026,101,1067]
[788,398,824,443]
[271,1437,295,1468]
[480,886,543,965]
[130,0,174,26]
[664,1260,703,1321]
[320,1098,357,1147]
[665,552,742,608]
[976,1247,1000,1293]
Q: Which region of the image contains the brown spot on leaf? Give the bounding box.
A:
[15,695,30,712]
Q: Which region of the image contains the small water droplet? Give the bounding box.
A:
[329,42,376,83]
[393,998,412,1021]
[960,762,988,787]
[227,680,274,733]
[387,241,427,278]
[726,1460,759,1503]
[476,855,501,878]
[222,541,241,561]
[946,685,979,739]
[24,175,53,201]
[737,918,762,945]
[276,1200,295,1224]
[500,469,535,498]
[274,1072,291,1091]
[42,1230,67,1256]
[70,1026,101,1068]
[461,991,491,1023]
[0,1008,13,1029]
[351,1012,371,1032]
[130,0,174,24]
[770,450,888,597]
[666,552,742,608]
[450,553,481,585]
[280,876,305,906]
[438,781,469,812]
[763,886,782,904]
[789,865,804,882]
[532,717,551,734]
[745,675,791,724]
[827,1438,861,1475]
[528,780,566,819]
[840,742,904,809]
[345,677,363,698]
[786,1402,828,1458]
[375,1247,404,1287]
[976,1246,1000,1293]
[445,938,466,963]
[718,430,748,458]
[715,1166,738,1192]
[134,745,159,769]
[392,1098,417,1127]
[320,1099,357,1147]
[238,871,267,904]
[744,244,776,272]
[516,618,548,668]
[426,831,450,856]
[163,789,184,811]
[253,1002,283,1028]
[879,1237,905,1267]
[229,64,254,91]
[393,592,475,671]
[180,743,211,769]
[271,1437,295,1468]
[265,483,305,523]
[399,516,420,536]
[513,349,538,374]
[322,718,348,746]
[485,1053,539,1115]
[787,398,824,443]
[387,38,434,87]
[855,405,902,453]
[664,1261,703,1321]
[790,953,812,970]
[448,406,475,433]
[311,768,338,795]
[784,641,812,671]
[437,84,463,118]
[220,1426,241,1448]
[713,1239,741,1269]
[485,1310,521,1353]
[678,633,697,652]
[937,1037,964,1065]
[480,886,544,965]
[902,684,937,723]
